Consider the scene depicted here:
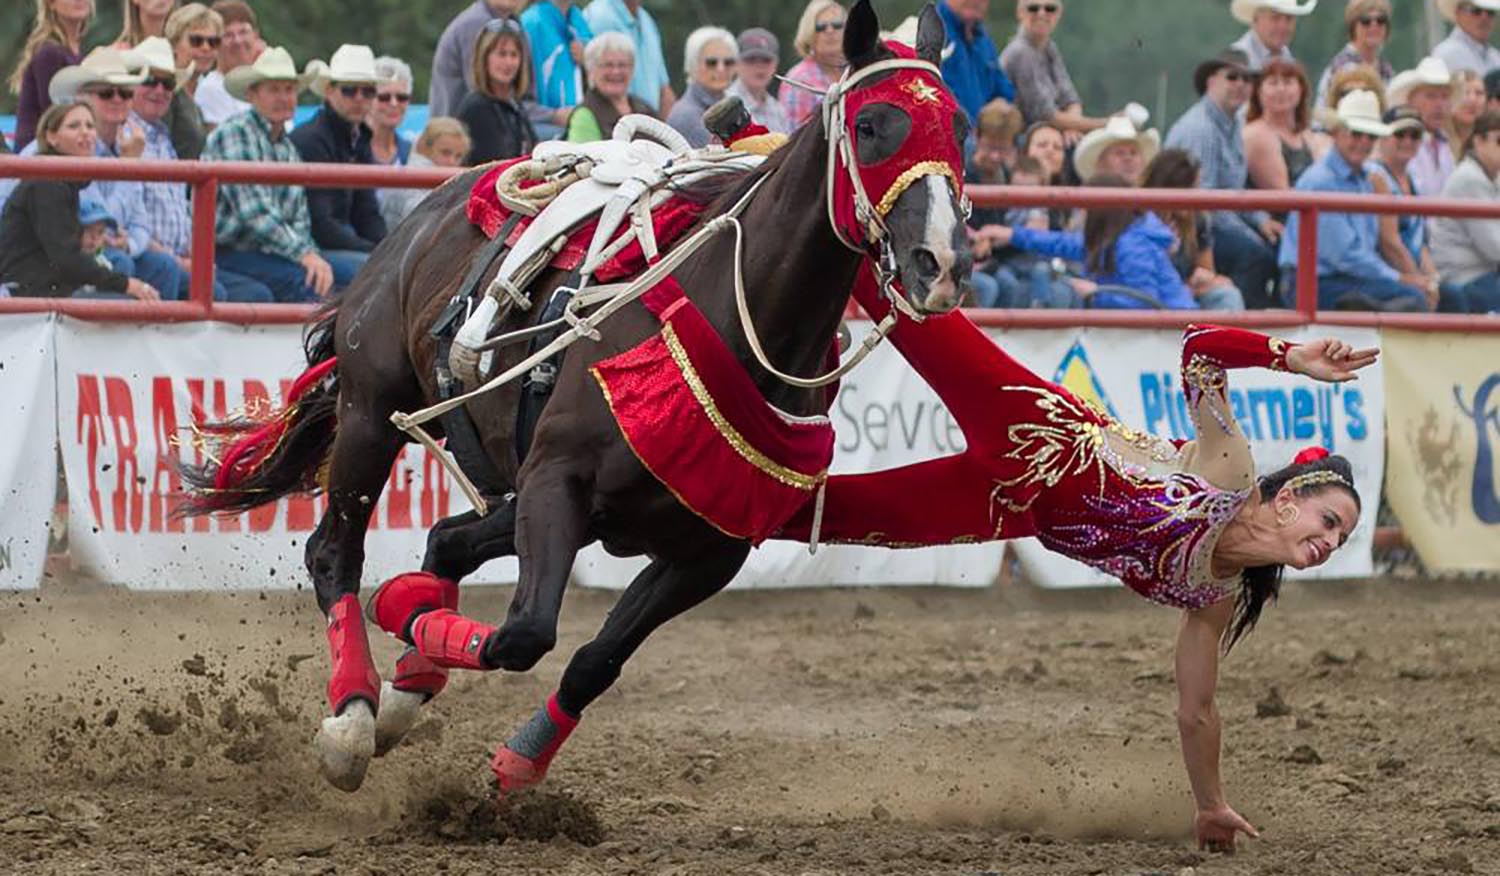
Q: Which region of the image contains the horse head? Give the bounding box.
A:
[829,0,972,316]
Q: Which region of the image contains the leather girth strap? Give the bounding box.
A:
[513,273,580,466]
[426,213,526,506]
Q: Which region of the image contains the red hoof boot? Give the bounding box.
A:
[391,646,448,698]
[326,594,380,715]
[491,746,548,796]
[367,572,459,642]
[410,608,497,671]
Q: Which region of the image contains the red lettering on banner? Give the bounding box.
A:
[104,377,143,533]
[76,375,106,528]
[387,447,413,530]
[150,377,185,533]
[420,450,453,529]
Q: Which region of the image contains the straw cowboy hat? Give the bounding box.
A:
[224,46,311,100]
[1388,56,1453,107]
[1436,0,1500,22]
[1230,0,1318,24]
[1329,89,1392,137]
[132,36,193,83]
[1073,116,1161,179]
[302,44,380,94]
[47,46,147,104]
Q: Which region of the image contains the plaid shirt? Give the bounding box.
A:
[202,109,314,261]
[1165,95,1269,232]
[130,111,192,257]
[780,57,839,130]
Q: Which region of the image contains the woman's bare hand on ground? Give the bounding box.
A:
[1195,804,1259,854]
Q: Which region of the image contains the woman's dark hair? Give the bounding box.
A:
[1081,174,1139,276]
[1464,108,1500,158]
[1143,149,1203,263]
[1225,453,1362,651]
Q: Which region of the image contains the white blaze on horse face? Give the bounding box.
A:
[920,174,960,310]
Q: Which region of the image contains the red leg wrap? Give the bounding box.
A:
[410,608,497,671]
[391,646,449,698]
[491,693,579,795]
[367,571,459,641]
[325,593,380,715]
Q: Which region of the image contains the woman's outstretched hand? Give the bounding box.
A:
[1286,338,1378,383]
[1196,803,1259,853]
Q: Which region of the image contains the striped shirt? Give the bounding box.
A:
[202,110,315,262]
[130,111,193,257]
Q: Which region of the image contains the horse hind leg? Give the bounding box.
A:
[491,543,749,795]
[305,407,404,791]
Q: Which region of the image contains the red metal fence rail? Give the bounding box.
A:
[2,155,1499,331]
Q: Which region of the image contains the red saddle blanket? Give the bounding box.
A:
[589,279,836,544]
[466,159,708,283]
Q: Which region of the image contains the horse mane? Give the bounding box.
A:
[670,120,827,224]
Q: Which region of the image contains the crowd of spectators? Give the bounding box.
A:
[3,0,1500,315]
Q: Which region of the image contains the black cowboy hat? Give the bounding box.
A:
[1193,48,1251,97]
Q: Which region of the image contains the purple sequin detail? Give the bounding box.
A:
[1036,472,1250,609]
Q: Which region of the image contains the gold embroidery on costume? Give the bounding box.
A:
[662,323,827,491]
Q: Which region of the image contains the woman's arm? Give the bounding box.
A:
[1370,174,1420,274]
[1175,325,1290,489]
[1176,598,1260,853]
[1243,123,1289,191]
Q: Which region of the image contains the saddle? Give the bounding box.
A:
[431,116,767,497]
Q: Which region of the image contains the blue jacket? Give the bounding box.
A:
[1011,213,1199,310]
[937,1,1014,122]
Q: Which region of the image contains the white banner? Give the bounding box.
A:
[0,314,58,590]
[53,319,517,590]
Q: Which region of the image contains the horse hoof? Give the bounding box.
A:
[491,745,547,796]
[314,700,376,792]
[373,682,426,757]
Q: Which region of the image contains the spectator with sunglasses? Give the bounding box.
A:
[458,19,540,164]
[369,57,415,168]
[937,0,1015,124]
[196,0,263,126]
[1314,0,1394,109]
[1168,48,1282,308]
[290,45,389,268]
[781,1,848,130]
[666,27,739,149]
[1369,106,1472,313]
[1229,0,1314,73]
[1001,1,1107,137]
[162,3,222,158]
[1434,0,1500,76]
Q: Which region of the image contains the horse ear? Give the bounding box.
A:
[915,3,945,67]
[844,0,881,69]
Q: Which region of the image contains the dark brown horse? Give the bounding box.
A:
[185,0,969,793]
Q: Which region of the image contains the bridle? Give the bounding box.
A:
[816,52,970,323]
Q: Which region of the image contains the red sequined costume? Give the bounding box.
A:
[780,270,1294,610]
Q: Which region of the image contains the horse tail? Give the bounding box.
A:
[179,304,343,517]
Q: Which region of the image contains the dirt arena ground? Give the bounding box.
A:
[1,570,1497,876]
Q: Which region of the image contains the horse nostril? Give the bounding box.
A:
[912,248,940,279]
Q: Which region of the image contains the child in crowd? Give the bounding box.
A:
[967,156,1078,308]
[380,117,473,230]
[78,200,117,274]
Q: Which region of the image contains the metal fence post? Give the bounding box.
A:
[1295,207,1318,321]
[190,177,217,313]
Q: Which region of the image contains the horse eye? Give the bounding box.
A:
[856,118,876,138]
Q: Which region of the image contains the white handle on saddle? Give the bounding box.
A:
[613,114,692,156]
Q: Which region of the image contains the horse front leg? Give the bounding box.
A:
[490,542,750,795]
[305,409,403,792]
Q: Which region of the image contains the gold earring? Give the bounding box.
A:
[1277,507,1297,527]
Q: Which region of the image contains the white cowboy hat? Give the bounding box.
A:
[303,44,380,94]
[1436,0,1500,23]
[132,36,193,83]
[1072,116,1161,180]
[1388,56,1453,107]
[1230,0,1318,24]
[1330,89,1393,137]
[47,46,148,104]
[224,46,310,100]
